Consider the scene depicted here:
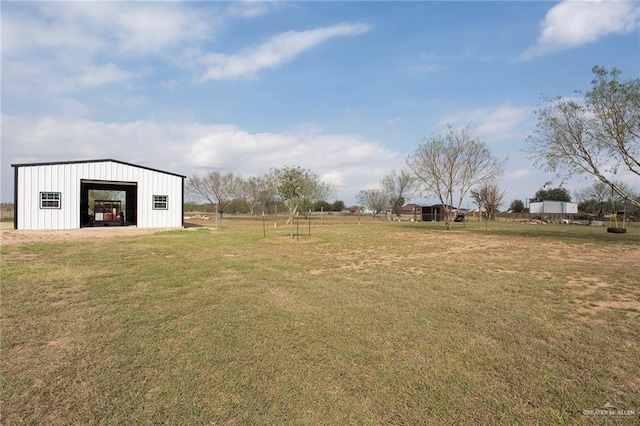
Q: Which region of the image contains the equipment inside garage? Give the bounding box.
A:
[92,200,124,226]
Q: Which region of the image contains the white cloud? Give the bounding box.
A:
[112,4,213,56]
[386,116,405,125]
[75,64,134,90]
[3,60,134,95]
[3,3,369,93]
[1,116,401,204]
[50,97,91,119]
[510,169,531,179]
[1,2,214,95]
[225,1,274,18]
[439,104,533,143]
[197,22,371,81]
[3,2,213,59]
[185,124,401,197]
[1,7,103,59]
[521,0,640,60]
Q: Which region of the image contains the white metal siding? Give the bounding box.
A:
[16,160,183,230]
[529,202,543,214]
[564,203,578,214]
[16,164,70,230]
[137,167,183,228]
[529,201,578,215]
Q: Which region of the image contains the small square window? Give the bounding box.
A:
[153,195,168,210]
[40,192,61,209]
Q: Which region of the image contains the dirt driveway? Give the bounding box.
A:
[0,222,182,246]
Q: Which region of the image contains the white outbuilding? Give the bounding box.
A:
[529,200,578,215]
[12,159,185,230]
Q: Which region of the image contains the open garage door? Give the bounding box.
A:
[80,180,137,228]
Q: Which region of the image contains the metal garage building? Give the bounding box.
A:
[529,201,578,215]
[12,159,185,230]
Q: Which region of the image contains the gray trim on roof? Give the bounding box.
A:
[11,158,186,179]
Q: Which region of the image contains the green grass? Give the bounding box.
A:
[2,219,639,424]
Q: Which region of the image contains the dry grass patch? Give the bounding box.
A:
[2,219,639,424]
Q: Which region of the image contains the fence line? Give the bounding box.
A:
[1,205,14,221]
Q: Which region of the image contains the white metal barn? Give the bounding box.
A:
[12,159,185,230]
[529,201,578,215]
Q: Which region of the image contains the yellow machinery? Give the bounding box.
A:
[607,210,627,234]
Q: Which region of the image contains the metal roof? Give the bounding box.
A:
[11,158,186,179]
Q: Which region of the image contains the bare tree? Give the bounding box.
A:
[298,175,335,216]
[527,66,640,208]
[237,175,273,217]
[186,171,238,218]
[356,189,388,219]
[382,170,417,216]
[407,126,505,228]
[470,180,506,221]
[575,180,637,219]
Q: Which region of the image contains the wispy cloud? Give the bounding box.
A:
[197,22,371,81]
[520,0,640,60]
[439,104,533,143]
[3,60,134,95]
[225,1,274,18]
[75,64,134,90]
[386,116,405,125]
[406,64,438,74]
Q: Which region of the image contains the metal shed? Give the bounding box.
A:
[420,204,449,222]
[12,159,185,230]
[529,201,578,215]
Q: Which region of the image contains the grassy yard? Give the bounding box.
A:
[2,218,639,424]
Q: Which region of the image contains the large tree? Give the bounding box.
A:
[407,126,505,228]
[186,171,238,218]
[382,169,417,216]
[509,199,525,213]
[270,166,334,237]
[356,189,388,219]
[527,66,640,208]
[331,200,345,212]
[534,187,571,202]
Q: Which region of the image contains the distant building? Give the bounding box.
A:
[529,201,578,215]
[399,204,421,215]
[420,204,451,222]
[342,205,361,214]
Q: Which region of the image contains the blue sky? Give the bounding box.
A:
[2,1,639,206]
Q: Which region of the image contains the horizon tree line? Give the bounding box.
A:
[189,66,639,226]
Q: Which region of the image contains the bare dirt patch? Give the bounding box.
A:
[0,222,181,246]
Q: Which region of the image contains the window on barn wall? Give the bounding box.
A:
[40,192,61,209]
[153,195,168,210]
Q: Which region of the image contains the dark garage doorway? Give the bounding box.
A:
[80,180,137,228]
